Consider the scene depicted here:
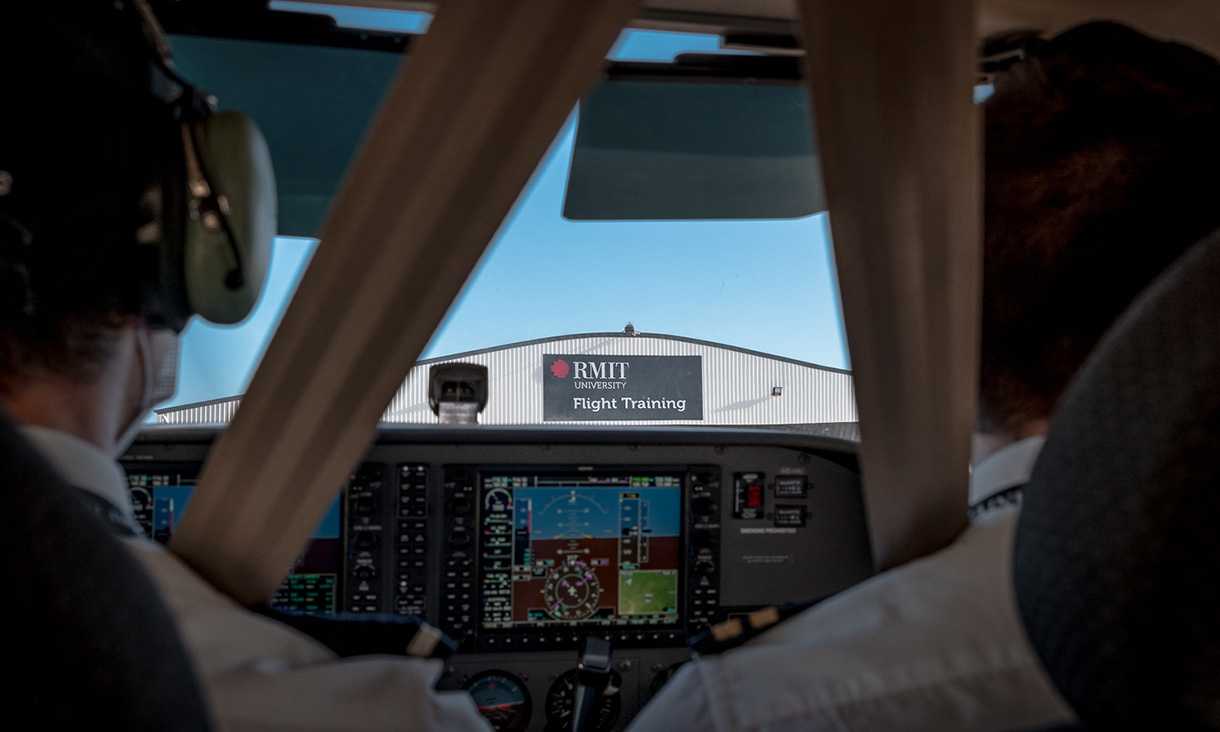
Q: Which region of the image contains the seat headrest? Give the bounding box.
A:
[1014,229,1220,728]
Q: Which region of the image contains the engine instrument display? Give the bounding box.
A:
[479,470,683,631]
[124,467,343,614]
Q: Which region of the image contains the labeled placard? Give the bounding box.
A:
[543,355,703,421]
[774,476,808,498]
[773,505,807,528]
[733,472,766,520]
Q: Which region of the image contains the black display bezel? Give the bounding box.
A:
[473,465,688,638]
[120,461,344,614]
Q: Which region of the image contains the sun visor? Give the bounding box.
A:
[170,35,402,238]
[564,80,827,220]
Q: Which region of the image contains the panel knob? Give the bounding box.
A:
[691,495,717,517]
[449,529,471,549]
[449,495,472,516]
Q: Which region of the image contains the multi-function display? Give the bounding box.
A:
[478,471,683,631]
[124,467,342,614]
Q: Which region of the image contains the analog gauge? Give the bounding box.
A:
[542,557,602,621]
[544,669,622,732]
[463,671,531,732]
[650,661,687,696]
[485,487,512,511]
[129,486,153,513]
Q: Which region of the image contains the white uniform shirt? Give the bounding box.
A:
[627,436,1075,732]
[22,426,492,732]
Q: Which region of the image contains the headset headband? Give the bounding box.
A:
[0,1,274,330]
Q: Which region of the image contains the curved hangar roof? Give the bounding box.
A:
[157,332,857,429]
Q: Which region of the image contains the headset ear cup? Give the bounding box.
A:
[184,111,275,325]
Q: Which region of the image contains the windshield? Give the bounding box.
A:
[154,7,854,432]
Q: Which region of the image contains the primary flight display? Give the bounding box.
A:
[478,470,683,630]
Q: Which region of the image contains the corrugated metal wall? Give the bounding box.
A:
[159,333,856,427]
[158,397,242,425]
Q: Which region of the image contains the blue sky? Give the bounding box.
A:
[162,11,848,414]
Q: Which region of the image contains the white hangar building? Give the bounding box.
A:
[157,332,858,434]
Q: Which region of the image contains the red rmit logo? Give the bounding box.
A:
[550,359,570,378]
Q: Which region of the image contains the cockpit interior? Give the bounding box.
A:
[5,1,1220,730]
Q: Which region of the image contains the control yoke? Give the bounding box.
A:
[571,636,615,732]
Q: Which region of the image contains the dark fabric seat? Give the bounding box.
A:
[1013,229,1220,729]
[0,411,212,730]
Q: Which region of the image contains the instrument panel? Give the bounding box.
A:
[122,426,873,731]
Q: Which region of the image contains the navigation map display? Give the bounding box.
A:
[124,467,342,614]
[478,470,683,630]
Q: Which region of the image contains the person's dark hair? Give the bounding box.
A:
[980,21,1220,434]
[0,4,164,391]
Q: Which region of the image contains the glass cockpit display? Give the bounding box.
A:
[479,471,683,630]
[124,467,342,614]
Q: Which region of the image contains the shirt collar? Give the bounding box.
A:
[968,435,1045,520]
[18,425,135,523]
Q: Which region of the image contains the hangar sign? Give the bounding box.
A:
[543,355,703,421]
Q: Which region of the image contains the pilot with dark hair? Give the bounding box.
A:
[0,3,490,730]
[629,21,1220,732]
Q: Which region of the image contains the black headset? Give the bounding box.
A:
[0,0,275,332]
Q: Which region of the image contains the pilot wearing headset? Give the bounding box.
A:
[0,3,489,730]
[629,21,1220,732]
